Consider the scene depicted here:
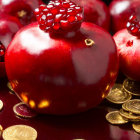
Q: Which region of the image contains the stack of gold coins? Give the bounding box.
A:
[105,79,140,134]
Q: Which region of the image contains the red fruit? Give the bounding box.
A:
[109,0,140,33]
[5,1,118,115]
[0,42,5,62]
[34,0,83,33]
[126,14,140,37]
[0,0,41,26]
[113,29,140,81]
[72,0,110,31]
[0,15,22,48]
[0,15,22,77]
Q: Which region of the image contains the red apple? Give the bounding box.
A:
[5,0,118,115]
[109,0,140,33]
[0,0,41,26]
[0,15,22,78]
[113,29,140,81]
[72,0,110,31]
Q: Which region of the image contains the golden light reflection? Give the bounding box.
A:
[38,100,50,109]
[21,93,28,103]
[106,84,110,91]
[17,10,27,18]
[10,80,18,89]
[102,93,105,99]
[29,100,36,108]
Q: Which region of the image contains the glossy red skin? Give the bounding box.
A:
[113,29,140,81]
[0,15,22,48]
[109,0,140,33]
[72,0,110,31]
[5,22,118,115]
[0,0,41,26]
[0,15,22,78]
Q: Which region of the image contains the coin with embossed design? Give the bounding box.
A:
[125,99,140,115]
[123,79,140,96]
[106,84,132,104]
[2,125,37,140]
[106,111,128,125]
[120,109,140,121]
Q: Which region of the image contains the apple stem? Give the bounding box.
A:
[85,39,95,47]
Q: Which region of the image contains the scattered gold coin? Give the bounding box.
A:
[122,102,129,111]
[106,84,132,104]
[132,123,140,134]
[0,100,3,111]
[2,125,37,140]
[120,109,140,121]
[125,99,140,115]
[123,79,140,96]
[106,111,128,125]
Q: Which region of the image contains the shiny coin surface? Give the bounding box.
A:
[106,84,132,104]
[132,123,140,134]
[2,125,37,140]
[106,111,128,125]
[122,102,129,111]
[120,109,140,121]
[13,102,37,118]
[0,100,3,111]
[125,99,140,115]
[123,79,140,96]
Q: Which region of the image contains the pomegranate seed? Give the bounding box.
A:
[40,5,47,11]
[53,23,60,30]
[42,9,49,14]
[0,42,5,61]
[62,2,70,8]
[55,14,63,22]
[35,0,83,33]
[67,15,75,22]
[76,14,83,21]
[75,6,82,13]
[127,14,140,36]
[46,13,53,19]
[51,8,59,15]
[126,40,133,47]
[67,8,76,16]
[46,19,54,26]
[60,20,69,28]
[34,8,40,15]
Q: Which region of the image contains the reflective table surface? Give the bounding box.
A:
[0,78,140,140]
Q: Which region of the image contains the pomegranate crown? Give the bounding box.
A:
[34,0,83,33]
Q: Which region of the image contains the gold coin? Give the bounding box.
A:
[106,111,128,125]
[125,99,140,115]
[0,100,3,111]
[120,109,140,121]
[106,84,132,104]
[132,123,140,134]
[2,125,37,140]
[123,79,140,96]
[122,102,129,111]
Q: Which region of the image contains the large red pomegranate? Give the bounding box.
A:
[5,0,119,115]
